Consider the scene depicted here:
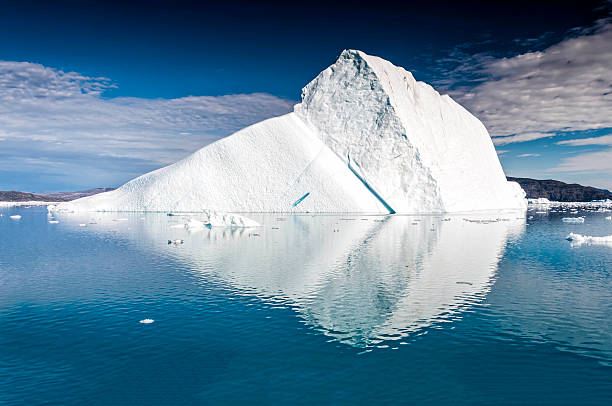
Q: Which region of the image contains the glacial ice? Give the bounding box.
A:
[562,217,585,223]
[185,219,205,231]
[58,50,526,214]
[567,233,612,246]
[204,212,260,228]
[528,198,551,205]
[172,212,260,230]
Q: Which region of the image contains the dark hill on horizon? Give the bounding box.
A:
[507,177,612,202]
[0,188,115,202]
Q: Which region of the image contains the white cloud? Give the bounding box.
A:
[516,153,541,158]
[553,131,612,189]
[442,18,612,139]
[492,132,555,145]
[430,16,612,190]
[553,149,612,173]
[0,60,294,189]
[557,133,612,146]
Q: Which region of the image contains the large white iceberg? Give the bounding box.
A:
[58,50,525,214]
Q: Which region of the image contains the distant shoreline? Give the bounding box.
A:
[0,188,114,203]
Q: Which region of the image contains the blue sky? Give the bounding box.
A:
[0,0,611,192]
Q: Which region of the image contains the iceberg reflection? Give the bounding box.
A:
[55,212,525,346]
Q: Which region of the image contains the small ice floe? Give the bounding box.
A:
[10,215,21,220]
[205,211,260,228]
[566,233,612,246]
[79,223,87,227]
[186,219,205,231]
[462,218,500,224]
[48,220,59,224]
[528,197,551,205]
[168,239,184,245]
[562,217,585,223]
[114,218,128,222]
[169,224,185,229]
[139,319,154,324]
[606,216,612,220]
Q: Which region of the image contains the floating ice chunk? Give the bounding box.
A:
[139,319,154,324]
[168,239,184,245]
[186,219,206,230]
[566,233,612,246]
[114,218,128,222]
[528,198,551,205]
[169,224,185,229]
[48,220,59,224]
[10,215,21,220]
[562,217,585,223]
[204,212,260,228]
[606,216,612,220]
[79,223,87,227]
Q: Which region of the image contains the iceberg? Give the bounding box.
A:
[57,50,525,214]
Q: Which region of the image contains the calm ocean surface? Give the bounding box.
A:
[1,206,611,405]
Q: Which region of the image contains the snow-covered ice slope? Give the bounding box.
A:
[59,50,525,213]
[59,113,386,213]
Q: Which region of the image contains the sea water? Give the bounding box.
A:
[1,206,611,405]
